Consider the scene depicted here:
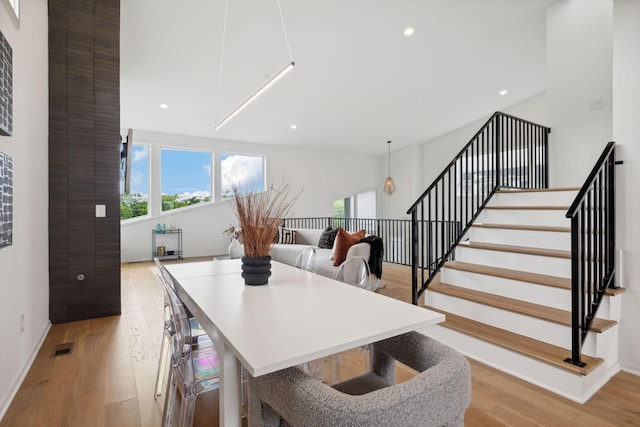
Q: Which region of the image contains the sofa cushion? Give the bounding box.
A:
[278,227,297,244]
[292,228,325,245]
[270,243,314,266]
[317,227,339,249]
[333,228,366,266]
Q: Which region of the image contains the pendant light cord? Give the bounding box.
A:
[216,0,294,128]
[388,140,392,175]
[277,0,294,62]
[216,0,230,125]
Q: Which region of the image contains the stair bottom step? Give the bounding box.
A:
[427,307,603,376]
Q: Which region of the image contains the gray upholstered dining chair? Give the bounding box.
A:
[248,331,471,427]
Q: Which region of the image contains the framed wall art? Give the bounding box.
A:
[0,29,13,136]
[0,150,12,249]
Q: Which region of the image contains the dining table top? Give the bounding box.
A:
[166,258,445,377]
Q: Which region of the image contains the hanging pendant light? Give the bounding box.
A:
[383,140,396,196]
[214,0,295,131]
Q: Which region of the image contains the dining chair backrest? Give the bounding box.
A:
[248,331,472,427]
[294,247,317,273]
[154,257,175,289]
[160,273,222,427]
[334,256,371,291]
[161,277,195,365]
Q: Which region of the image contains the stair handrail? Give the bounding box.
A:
[407,112,551,305]
[564,141,616,368]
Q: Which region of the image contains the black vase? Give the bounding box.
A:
[241,255,272,286]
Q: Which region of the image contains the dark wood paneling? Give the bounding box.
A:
[49,0,121,323]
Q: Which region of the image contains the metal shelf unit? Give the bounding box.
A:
[152,229,183,260]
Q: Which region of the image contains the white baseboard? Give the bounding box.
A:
[0,321,51,421]
[621,362,640,377]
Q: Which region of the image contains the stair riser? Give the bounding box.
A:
[425,291,612,357]
[441,268,569,310]
[477,209,570,227]
[490,190,578,206]
[584,326,619,370]
[419,324,616,404]
[469,227,570,251]
[455,246,571,277]
[440,268,620,320]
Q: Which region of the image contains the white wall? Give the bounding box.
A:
[613,0,640,375]
[546,0,613,187]
[121,130,380,262]
[380,93,547,220]
[0,0,50,418]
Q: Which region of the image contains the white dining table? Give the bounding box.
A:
[165,259,445,427]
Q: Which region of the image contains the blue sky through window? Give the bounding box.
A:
[130,145,149,195]
[161,149,212,197]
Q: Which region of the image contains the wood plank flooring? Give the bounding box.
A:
[1,259,639,426]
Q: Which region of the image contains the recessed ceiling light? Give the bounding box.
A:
[159,103,169,109]
[290,124,297,130]
[499,90,508,96]
[404,27,414,37]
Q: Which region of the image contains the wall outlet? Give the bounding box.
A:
[20,314,24,334]
[95,204,106,217]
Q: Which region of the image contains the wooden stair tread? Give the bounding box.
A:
[426,306,604,376]
[444,260,570,289]
[485,205,569,210]
[472,223,570,233]
[429,281,617,333]
[443,261,623,296]
[459,241,571,259]
[496,187,580,193]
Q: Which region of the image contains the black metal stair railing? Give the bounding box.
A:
[564,141,617,368]
[406,112,551,305]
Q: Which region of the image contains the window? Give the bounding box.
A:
[334,190,376,219]
[120,145,149,220]
[220,153,265,199]
[161,148,212,212]
[356,190,376,219]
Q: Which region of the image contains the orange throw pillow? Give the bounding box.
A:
[332,228,366,266]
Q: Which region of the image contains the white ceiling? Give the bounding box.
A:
[120,0,557,157]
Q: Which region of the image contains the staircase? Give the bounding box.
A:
[419,188,624,403]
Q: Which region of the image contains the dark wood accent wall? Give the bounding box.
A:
[48,0,121,323]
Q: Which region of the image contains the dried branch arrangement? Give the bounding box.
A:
[230,182,300,257]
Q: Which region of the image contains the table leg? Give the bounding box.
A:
[218,340,242,427]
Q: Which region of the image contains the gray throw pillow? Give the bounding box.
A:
[318,227,339,249]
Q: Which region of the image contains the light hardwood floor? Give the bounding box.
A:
[1,259,639,426]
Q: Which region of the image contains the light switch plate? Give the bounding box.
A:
[95,204,106,217]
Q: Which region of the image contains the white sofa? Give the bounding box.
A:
[269,228,382,290]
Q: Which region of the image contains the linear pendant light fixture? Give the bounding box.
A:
[383,140,397,196]
[214,0,295,131]
[214,61,295,130]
